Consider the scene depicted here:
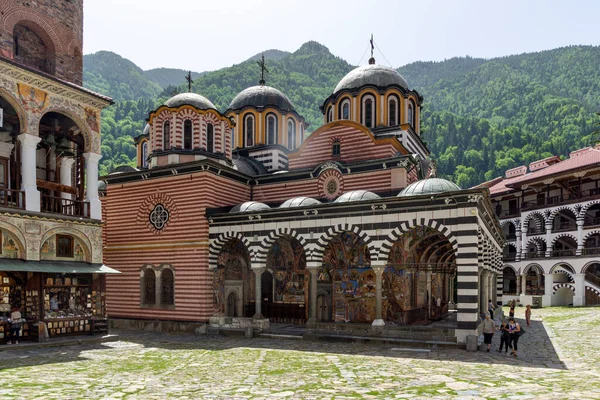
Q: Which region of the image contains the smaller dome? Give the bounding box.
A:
[229,85,295,112]
[334,190,380,203]
[142,123,150,136]
[98,181,107,192]
[109,165,138,175]
[398,178,461,197]
[230,201,270,213]
[164,93,216,110]
[279,197,322,208]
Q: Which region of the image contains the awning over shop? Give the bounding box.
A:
[0,259,121,274]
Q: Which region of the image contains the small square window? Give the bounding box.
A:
[332,142,341,157]
[56,235,74,258]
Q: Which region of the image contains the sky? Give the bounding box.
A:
[84,0,600,72]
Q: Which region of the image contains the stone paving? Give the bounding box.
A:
[0,307,599,399]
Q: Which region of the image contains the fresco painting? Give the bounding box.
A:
[213,239,251,314]
[322,232,375,323]
[267,237,307,304]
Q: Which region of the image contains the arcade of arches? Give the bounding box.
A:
[212,227,460,326]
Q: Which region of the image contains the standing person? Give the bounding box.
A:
[9,306,22,345]
[482,313,495,352]
[525,305,532,327]
[488,299,495,318]
[508,318,521,357]
[497,319,509,353]
[509,301,515,319]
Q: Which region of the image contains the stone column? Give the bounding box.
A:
[155,269,162,305]
[543,273,554,307]
[426,268,432,318]
[306,262,319,323]
[576,220,584,256]
[521,225,528,257]
[521,273,527,295]
[83,152,102,220]
[372,262,386,326]
[59,157,75,200]
[252,265,265,319]
[18,133,41,212]
[515,230,522,261]
[545,223,552,257]
[516,274,521,295]
[573,273,585,306]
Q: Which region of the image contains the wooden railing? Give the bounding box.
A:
[40,195,90,218]
[551,249,576,257]
[582,247,600,256]
[0,189,25,210]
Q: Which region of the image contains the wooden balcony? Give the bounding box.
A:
[40,195,90,218]
[0,189,25,210]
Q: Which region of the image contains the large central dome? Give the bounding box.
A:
[229,85,295,112]
[164,93,216,110]
[334,64,409,93]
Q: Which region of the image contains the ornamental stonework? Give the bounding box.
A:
[137,193,179,234]
[318,169,344,200]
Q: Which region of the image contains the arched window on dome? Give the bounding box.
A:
[340,99,351,120]
[142,141,148,168]
[231,127,235,148]
[244,115,254,147]
[388,97,398,126]
[300,124,304,145]
[266,114,278,145]
[287,119,296,150]
[207,123,214,153]
[361,95,375,128]
[183,120,193,149]
[327,106,333,123]
[163,121,171,150]
[408,100,415,128]
[332,139,341,157]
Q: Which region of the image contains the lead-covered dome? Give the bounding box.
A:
[279,197,321,208]
[334,64,409,94]
[229,85,295,112]
[230,201,270,213]
[334,190,381,203]
[165,93,216,110]
[398,178,461,197]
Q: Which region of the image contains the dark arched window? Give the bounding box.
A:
[408,101,415,127]
[161,269,174,305]
[332,139,341,157]
[142,141,148,168]
[388,98,397,126]
[327,106,333,123]
[163,121,170,150]
[143,269,156,305]
[244,115,254,147]
[287,119,296,150]
[341,101,350,120]
[231,128,236,148]
[183,120,192,149]
[364,97,374,128]
[207,123,214,153]
[300,124,304,145]
[267,114,278,145]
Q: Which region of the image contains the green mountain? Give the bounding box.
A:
[144,68,205,89]
[84,44,600,186]
[245,49,292,62]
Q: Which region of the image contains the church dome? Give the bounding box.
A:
[164,93,216,110]
[334,190,381,203]
[229,85,295,112]
[279,196,321,208]
[142,123,150,136]
[398,178,461,197]
[334,64,409,94]
[230,201,270,213]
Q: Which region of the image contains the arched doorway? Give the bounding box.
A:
[526,214,546,235]
[525,266,544,295]
[213,238,252,317]
[552,236,577,257]
[585,263,600,306]
[386,226,456,324]
[554,287,574,306]
[503,244,517,262]
[503,267,517,295]
[316,294,330,322]
[552,209,577,232]
[0,94,22,208]
[321,231,373,323]
[265,236,307,323]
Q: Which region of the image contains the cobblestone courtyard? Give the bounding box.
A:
[1,307,599,399]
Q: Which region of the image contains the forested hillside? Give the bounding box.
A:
[84,44,600,185]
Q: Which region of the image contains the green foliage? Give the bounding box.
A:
[84,44,600,186]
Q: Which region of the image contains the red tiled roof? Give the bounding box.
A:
[485,147,600,195]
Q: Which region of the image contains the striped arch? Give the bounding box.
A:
[581,260,600,274]
[586,286,600,297]
[550,233,577,249]
[523,211,546,231]
[548,206,577,225]
[550,262,575,274]
[500,219,519,230]
[526,236,546,252]
[579,200,600,219]
[523,263,543,275]
[312,224,376,263]
[377,218,458,262]
[553,269,574,282]
[255,228,308,264]
[553,283,575,295]
[503,264,517,274]
[176,108,201,149]
[583,230,600,243]
[208,231,254,269]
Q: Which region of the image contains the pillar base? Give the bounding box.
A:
[252,313,265,320]
[371,319,385,327]
[573,296,585,307]
[24,187,40,213]
[88,198,102,220]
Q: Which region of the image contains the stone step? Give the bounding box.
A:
[258,333,303,340]
[302,332,461,348]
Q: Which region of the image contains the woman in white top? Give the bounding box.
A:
[9,307,22,345]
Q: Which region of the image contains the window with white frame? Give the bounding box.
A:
[362,95,375,128]
[183,120,193,149]
[340,99,350,120]
[163,121,170,150]
[388,97,398,126]
[327,106,333,123]
[287,119,296,150]
[267,114,278,145]
[207,123,214,152]
[244,115,254,147]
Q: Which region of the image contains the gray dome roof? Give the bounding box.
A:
[109,165,138,174]
[229,85,295,112]
[143,123,150,136]
[98,181,107,191]
[233,156,269,176]
[230,201,270,213]
[279,197,322,208]
[165,93,216,110]
[334,190,381,203]
[334,64,409,93]
[398,178,461,197]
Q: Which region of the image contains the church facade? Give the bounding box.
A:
[103,57,503,343]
